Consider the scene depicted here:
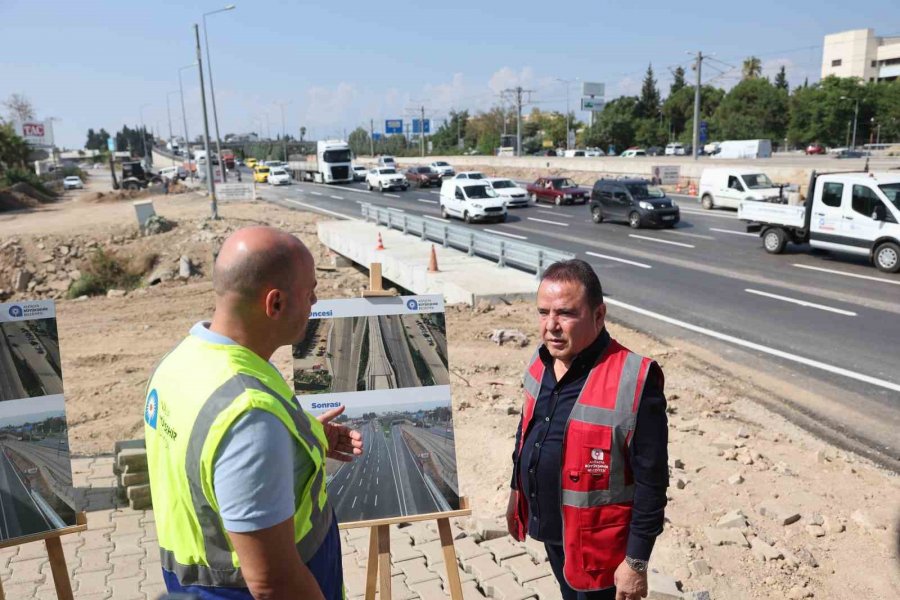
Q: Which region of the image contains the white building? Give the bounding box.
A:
[821,29,900,82]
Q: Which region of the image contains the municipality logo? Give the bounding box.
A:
[591,448,604,461]
[8,305,23,318]
[406,299,419,311]
[145,389,159,429]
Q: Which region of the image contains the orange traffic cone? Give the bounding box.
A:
[428,244,439,272]
[375,232,385,250]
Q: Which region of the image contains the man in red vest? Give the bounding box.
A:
[506,260,668,600]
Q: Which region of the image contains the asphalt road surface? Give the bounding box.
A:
[246,169,900,468]
[0,322,64,400]
[365,317,396,390]
[0,446,51,541]
[378,316,420,388]
[4,440,71,491]
[328,419,442,522]
[0,327,28,401]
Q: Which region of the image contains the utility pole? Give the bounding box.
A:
[277,101,290,162]
[202,5,235,183]
[420,105,426,157]
[178,64,196,182]
[194,23,217,219]
[369,119,375,156]
[501,87,532,157]
[689,51,705,160]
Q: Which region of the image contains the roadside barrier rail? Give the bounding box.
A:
[360,203,574,277]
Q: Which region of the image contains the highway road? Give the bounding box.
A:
[0,327,28,401]
[364,317,396,390]
[0,446,51,541]
[403,316,449,386]
[379,315,420,388]
[4,440,72,493]
[0,322,64,400]
[328,419,442,522]
[244,168,900,468]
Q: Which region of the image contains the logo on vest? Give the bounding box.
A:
[145,389,159,429]
[585,448,609,476]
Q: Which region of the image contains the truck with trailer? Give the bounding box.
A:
[289,140,353,184]
[739,171,900,273]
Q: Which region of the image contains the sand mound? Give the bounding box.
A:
[78,188,149,204]
[0,190,39,212]
[10,181,57,204]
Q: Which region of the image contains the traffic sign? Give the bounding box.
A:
[385,119,403,134]
[372,132,383,141]
[699,120,709,143]
[582,82,605,97]
[581,97,606,111]
[107,138,116,152]
[412,119,431,134]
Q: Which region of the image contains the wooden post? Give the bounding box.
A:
[438,518,463,600]
[364,527,379,600]
[362,262,399,298]
[45,537,74,600]
[377,524,392,600]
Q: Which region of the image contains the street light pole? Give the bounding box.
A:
[202,4,235,183]
[277,101,290,162]
[556,78,577,150]
[178,64,197,182]
[194,23,217,219]
[139,103,151,166]
[840,95,860,150]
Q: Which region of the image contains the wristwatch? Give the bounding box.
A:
[625,556,648,573]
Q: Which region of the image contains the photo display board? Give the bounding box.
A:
[0,301,77,543]
[294,295,459,523]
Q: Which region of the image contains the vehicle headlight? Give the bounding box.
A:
[471,203,483,209]
[564,194,572,199]
[639,201,654,210]
[670,199,678,208]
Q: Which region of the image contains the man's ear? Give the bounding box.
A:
[595,302,607,328]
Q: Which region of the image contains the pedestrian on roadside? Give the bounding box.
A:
[506,259,668,600]
[145,226,363,599]
[162,177,170,195]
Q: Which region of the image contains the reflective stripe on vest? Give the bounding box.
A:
[161,372,331,588]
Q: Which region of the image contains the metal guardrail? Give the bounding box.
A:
[360,203,574,278]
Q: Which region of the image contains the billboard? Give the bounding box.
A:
[0,300,77,543]
[13,120,54,147]
[652,166,681,185]
[582,82,605,97]
[412,119,431,134]
[581,97,606,111]
[385,120,403,135]
[294,295,459,523]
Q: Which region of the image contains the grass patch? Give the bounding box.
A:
[67,248,156,298]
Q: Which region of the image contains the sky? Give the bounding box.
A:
[1,0,896,148]
[0,395,65,427]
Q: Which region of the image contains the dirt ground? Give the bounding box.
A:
[1,175,897,599]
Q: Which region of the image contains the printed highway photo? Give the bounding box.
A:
[0,317,63,402]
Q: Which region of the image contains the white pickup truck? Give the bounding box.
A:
[739,171,900,273]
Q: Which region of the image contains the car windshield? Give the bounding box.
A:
[65,177,79,181]
[626,183,666,199]
[491,180,515,189]
[434,161,449,167]
[354,166,366,171]
[879,183,900,210]
[465,173,483,179]
[323,149,352,162]
[271,169,286,175]
[466,185,498,199]
[258,167,269,173]
[416,167,432,173]
[743,173,774,189]
[380,168,397,175]
[552,179,576,189]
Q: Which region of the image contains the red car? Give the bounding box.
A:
[526,177,589,205]
[805,143,826,155]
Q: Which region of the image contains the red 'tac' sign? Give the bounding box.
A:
[23,123,45,137]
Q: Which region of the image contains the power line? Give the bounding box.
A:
[500,87,534,157]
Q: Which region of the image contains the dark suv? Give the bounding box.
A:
[405,166,442,188]
[590,178,680,228]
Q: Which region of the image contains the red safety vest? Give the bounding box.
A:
[512,339,653,591]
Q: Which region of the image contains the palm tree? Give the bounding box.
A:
[742,57,762,80]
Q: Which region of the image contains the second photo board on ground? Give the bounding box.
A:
[294,295,460,524]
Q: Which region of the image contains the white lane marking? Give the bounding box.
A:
[387,207,405,213]
[417,198,438,204]
[484,229,528,240]
[629,234,695,248]
[430,191,440,195]
[283,199,361,221]
[662,230,716,240]
[605,298,900,393]
[745,289,857,316]
[528,217,569,227]
[385,193,400,198]
[351,496,357,508]
[679,208,738,220]
[710,227,757,238]
[337,485,344,496]
[586,251,652,269]
[424,215,449,222]
[536,209,574,219]
[374,494,378,507]
[358,477,362,486]
[340,186,372,194]
[310,191,323,196]
[330,195,344,200]
[793,263,900,286]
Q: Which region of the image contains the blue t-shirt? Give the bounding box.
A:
[163,322,342,599]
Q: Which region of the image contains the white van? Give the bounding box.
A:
[699,168,782,210]
[439,179,508,223]
[665,143,685,156]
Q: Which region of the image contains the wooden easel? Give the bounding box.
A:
[354,263,473,600]
[0,511,87,600]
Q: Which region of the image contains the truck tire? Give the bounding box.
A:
[464,211,472,224]
[554,196,562,206]
[591,205,604,224]
[123,180,141,191]
[701,194,714,210]
[367,182,373,191]
[628,212,642,229]
[873,242,900,273]
[762,228,787,254]
[441,205,449,219]
[531,193,538,204]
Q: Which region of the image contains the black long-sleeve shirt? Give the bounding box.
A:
[511,329,668,561]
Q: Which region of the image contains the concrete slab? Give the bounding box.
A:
[317,220,540,306]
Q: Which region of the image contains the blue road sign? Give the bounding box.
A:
[107,138,116,152]
[412,119,431,134]
[385,119,403,134]
[372,132,383,141]
[699,120,709,143]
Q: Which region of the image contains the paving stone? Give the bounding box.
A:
[109,532,145,558]
[456,537,491,564]
[504,554,553,584]
[474,519,507,542]
[2,582,39,598]
[391,529,415,547]
[481,537,527,563]
[140,579,168,599]
[108,554,143,580]
[523,537,548,563]
[75,569,111,595]
[390,573,420,600]
[757,500,801,525]
[346,527,370,541]
[5,556,46,584]
[399,557,441,585]
[393,543,425,563]
[481,572,537,600]
[9,541,48,562]
[117,449,148,471]
[716,510,747,529]
[467,554,508,584]
[437,563,476,587]
[343,560,369,596]
[416,539,448,567]
[408,578,448,599]
[647,569,682,599]
[406,522,441,546]
[462,580,489,600]
[525,575,563,600]
[108,574,144,600]
[750,537,783,562]
[704,527,749,548]
[75,548,112,573]
[688,559,711,577]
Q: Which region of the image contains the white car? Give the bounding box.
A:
[159,166,187,181]
[485,178,529,208]
[377,156,397,168]
[352,165,368,181]
[63,176,84,190]
[440,179,507,223]
[452,171,486,180]
[429,161,455,177]
[621,149,647,158]
[665,143,686,156]
[366,167,408,192]
[267,168,292,185]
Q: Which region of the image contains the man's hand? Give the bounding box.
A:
[614,560,648,600]
[317,406,363,462]
[505,490,518,538]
